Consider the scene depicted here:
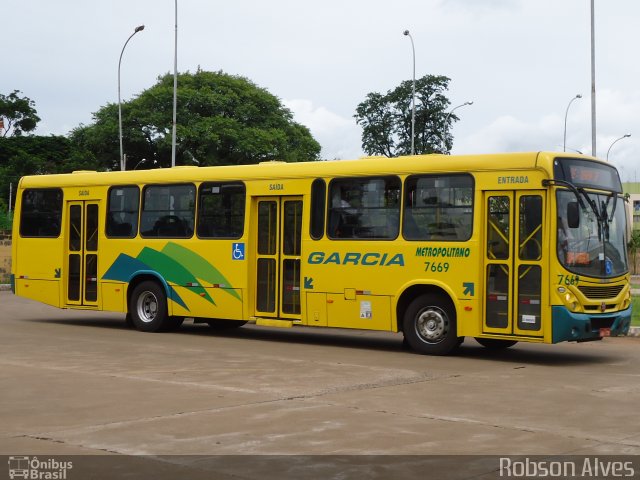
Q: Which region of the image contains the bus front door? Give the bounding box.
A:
[65,201,100,307]
[253,196,303,320]
[483,191,545,338]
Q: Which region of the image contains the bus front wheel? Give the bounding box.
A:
[129,281,176,332]
[403,294,462,356]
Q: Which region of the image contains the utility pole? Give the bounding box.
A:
[171,0,178,167]
[590,0,597,156]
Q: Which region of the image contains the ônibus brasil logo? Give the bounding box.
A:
[8,456,73,479]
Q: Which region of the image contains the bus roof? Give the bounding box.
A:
[18,151,604,188]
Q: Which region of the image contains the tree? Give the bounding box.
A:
[0,90,41,137]
[354,75,455,157]
[0,135,97,216]
[70,70,321,170]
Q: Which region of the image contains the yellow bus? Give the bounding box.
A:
[10,152,632,355]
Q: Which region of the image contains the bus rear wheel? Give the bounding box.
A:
[129,281,179,332]
[403,294,462,356]
[475,338,518,349]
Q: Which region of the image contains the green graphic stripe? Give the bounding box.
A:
[162,243,241,301]
[138,247,215,305]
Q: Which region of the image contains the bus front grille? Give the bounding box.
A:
[577,284,623,300]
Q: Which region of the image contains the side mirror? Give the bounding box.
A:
[567,201,580,229]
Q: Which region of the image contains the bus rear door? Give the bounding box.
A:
[65,200,100,307]
[253,196,303,321]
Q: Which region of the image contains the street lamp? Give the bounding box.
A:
[442,101,473,153]
[133,158,158,170]
[118,24,145,171]
[403,30,415,155]
[563,94,582,152]
[606,134,631,161]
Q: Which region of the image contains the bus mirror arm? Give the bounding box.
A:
[541,179,586,210]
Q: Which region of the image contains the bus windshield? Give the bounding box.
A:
[556,190,628,278]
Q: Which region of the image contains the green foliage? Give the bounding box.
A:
[0,90,41,137]
[0,135,99,214]
[70,70,321,170]
[354,75,454,157]
[631,296,640,327]
[0,209,12,232]
[629,229,640,275]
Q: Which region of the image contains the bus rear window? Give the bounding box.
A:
[20,188,63,238]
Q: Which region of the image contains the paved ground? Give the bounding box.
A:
[1,291,639,478]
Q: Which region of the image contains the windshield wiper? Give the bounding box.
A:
[606,192,617,223]
[576,187,603,221]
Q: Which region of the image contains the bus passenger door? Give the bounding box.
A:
[254,196,303,320]
[483,191,545,338]
[66,201,100,307]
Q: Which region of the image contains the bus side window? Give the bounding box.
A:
[197,182,245,239]
[403,174,474,241]
[106,186,140,238]
[327,176,400,240]
[140,184,195,239]
[310,178,326,240]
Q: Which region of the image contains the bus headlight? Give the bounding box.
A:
[563,292,581,312]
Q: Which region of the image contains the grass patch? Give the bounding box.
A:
[632,296,640,327]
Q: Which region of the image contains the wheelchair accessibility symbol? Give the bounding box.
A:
[232,243,245,260]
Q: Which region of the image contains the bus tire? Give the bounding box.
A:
[403,294,462,356]
[129,281,170,332]
[475,338,518,349]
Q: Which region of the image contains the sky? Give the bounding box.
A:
[3,0,639,180]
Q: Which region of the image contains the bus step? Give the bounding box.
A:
[255,318,293,328]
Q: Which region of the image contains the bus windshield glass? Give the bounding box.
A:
[556,190,628,278]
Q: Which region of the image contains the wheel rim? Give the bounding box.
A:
[136,291,158,323]
[415,306,449,344]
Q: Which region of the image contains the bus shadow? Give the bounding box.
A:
[26,317,623,366]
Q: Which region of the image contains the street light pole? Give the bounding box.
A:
[118,25,145,171]
[403,30,415,155]
[606,134,631,161]
[563,94,582,152]
[171,0,178,168]
[442,101,473,153]
[590,0,597,156]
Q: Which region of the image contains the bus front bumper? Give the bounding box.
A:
[552,305,632,343]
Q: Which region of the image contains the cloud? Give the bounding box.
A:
[284,99,363,160]
[454,88,640,181]
[439,0,521,14]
